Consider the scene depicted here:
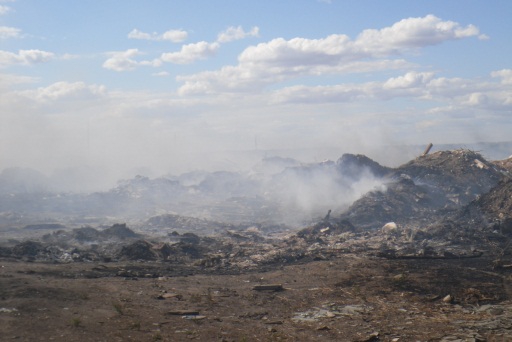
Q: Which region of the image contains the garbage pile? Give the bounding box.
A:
[293,149,511,260]
[1,148,511,268]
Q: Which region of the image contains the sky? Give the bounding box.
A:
[1,0,511,187]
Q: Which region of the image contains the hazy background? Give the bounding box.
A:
[1,1,511,192]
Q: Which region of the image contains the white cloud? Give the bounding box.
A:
[177,15,483,95]
[1,69,510,183]
[128,28,188,42]
[0,26,21,39]
[122,26,257,71]
[19,50,54,63]
[0,5,10,15]
[161,29,188,42]
[0,49,54,68]
[217,26,259,43]
[383,72,435,89]
[270,70,512,110]
[463,90,512,111]
[160,41,219,64]
[355,14,481,54]
[238,34,355,67]
[1,82,106,108]
[102,49,161,71]
[177,59,413,96]
[28,81,107,103]
[491,69,512,84]
[127,29,151,40]
[103,49,141,71]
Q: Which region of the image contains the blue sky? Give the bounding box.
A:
[1,0,511,182]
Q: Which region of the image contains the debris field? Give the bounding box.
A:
[2,148,512,341]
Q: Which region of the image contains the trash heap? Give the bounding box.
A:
[1,149,511,267]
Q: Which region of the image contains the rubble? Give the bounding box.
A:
[492,155,512,173]
[116,240,157,261]
[11,240,45,258]
[102,223,141,239]
[336,153,392,179]
[2,148,512,340]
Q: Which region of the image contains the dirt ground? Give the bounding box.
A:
[2,254,512,342]
[2,149,512,341]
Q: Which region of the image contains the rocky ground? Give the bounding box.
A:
[2,149,512,341]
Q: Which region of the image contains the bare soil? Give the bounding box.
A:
[2,253,512,341]
[2,149,512,341]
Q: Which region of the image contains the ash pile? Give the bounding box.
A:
[1,148,512,270]
[293,149,512,261]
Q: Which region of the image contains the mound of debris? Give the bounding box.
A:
[117,240,158,261]
[11,241,45,259]
[395,149,504,205]
[290,149,512,260]
[102,223,141,240]
[1,240,103,262]
[41,223,141,245]
[476,178,512,231]
[399,177,512,256]
[297,217,355,242]
[450,178,512,236]
[336,153,392,179]
[72,226,103,242]
[492,156,512,173]
[338,176,444,230]
[2,148,512,271]
[331,150,507,231]
[146,214,233,233]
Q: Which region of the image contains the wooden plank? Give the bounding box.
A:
[167,310,200,315]
[252,284,284,291]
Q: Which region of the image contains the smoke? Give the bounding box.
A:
[258,158,387,225]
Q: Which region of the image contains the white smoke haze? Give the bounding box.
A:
[1,10,511,224]
[262,162,387,225]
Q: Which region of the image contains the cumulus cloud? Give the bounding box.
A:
[30,81,107,103]
[160,41,220,64]
[0,5,10,15]
[0,26,21,39]
[491,69,512,84]
[0,49,54,68]
[114,26,257,71]
[122,26,259,71]
[103,48,161,71]
[270,70,512,109]
[217,26,259,43]
[128,28,188,42]
[103,49,139,71]
[355,14,482,54]
[463,90,512,112]
[176,15,484,95]
[237,15,481,67]
[2,82,107,107]
[176,60,413,96]
[383,72,435,89]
